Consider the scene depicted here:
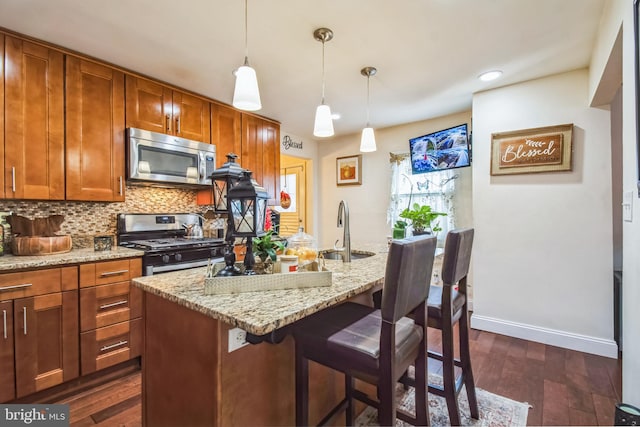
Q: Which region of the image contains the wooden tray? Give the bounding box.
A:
[12,235,72,256]
[204,261,331,295]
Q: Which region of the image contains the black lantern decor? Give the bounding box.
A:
[210,153,245,213]
[215,170,269,276]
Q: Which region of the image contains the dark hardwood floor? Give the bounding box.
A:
[53,327,622,426]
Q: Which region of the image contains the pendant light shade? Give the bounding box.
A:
[233,0,261,111]
[360,127,376,152]
[314,104,334,137]
[313,28,334,138]
[233,60,261,111]
[359,66,377,152]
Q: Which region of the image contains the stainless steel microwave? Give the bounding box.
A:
[127,128,215,188]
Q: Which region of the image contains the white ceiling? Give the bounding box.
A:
[0,0,605,142]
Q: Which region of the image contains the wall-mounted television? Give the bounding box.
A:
[409,123,471,175]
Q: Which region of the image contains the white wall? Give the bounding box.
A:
[590,0,640,405]
[315,111,472,248]
[471,69,617,358]
[279,130,319,238]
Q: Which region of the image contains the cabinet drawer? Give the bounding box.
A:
[79,258,142,288]
[0,267,77,300]
[80,282,142,332]
[80,318,142,375]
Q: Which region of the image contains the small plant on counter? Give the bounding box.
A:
[399,203,447,235]
[253,230,286,262]
[392,220,408,239]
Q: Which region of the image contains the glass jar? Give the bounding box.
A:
[286,227,317,265]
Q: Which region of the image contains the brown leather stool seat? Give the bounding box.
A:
[294,235,437,426]
[426,286,466,326]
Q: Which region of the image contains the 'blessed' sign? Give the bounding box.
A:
[499,133,563,168]
[490,124,573,176]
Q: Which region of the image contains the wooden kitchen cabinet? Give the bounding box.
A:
[0,266,79,402]
[242,114,280,203]
[0,300,14,402]
[211,102,242,167]
[66,56,126,201]
[79,258,142,375]
[125,75,211,143]
[3,35,65,200]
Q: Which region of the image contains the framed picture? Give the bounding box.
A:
[634,0,640,195]
[336,155,362,185]
[490,124,573,176]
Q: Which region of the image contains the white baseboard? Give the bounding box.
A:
[470,314,619,359]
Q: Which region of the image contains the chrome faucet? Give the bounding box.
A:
[334,200,351,262]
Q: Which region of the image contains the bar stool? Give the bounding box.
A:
[426,228,478,425]
[293,235,437,426]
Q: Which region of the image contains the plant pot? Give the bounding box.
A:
[392,227,406,239]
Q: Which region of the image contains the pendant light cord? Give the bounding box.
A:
[321,39,326,104]
[366,75,371,127]
[243,0,249,65]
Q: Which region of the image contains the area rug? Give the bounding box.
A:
[355,373,530,427]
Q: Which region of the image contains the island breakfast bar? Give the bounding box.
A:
[132,244,394,427]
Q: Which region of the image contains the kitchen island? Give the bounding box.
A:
[131,243,391,427]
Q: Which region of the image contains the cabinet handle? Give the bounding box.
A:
[2,310,6,340]
[0,283,33,292]
[99,300,128,310]
[118,176,123,196]
[100,340,128,352]
[99,269,129,278]
[176,117,181,134]
[11,167,16,192]
[166,114,171,133]
[23,307,27,335]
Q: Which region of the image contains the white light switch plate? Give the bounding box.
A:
[623,191,633,222]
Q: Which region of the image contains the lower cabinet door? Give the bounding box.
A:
[0,301,15,403]
[80,318,142,375]
[13,291,79,398]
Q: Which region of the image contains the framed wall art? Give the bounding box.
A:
[490,124,573,176]
[336,155,362,186]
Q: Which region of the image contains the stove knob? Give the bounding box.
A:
[175,253,182,262]
[211,248,219,257]
[162,254,170,263]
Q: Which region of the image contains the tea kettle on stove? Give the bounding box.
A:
[183,214,205,238]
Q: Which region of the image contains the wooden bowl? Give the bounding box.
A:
[12,235,72,256]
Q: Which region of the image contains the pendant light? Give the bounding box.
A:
[233,0,261,111]
[360,66,377,152]
[313,28,334,138]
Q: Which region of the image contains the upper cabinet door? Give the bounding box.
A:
[261,120,280,204]
[125,75,172,134]
[241,114,264,185]
[173,91,210,143]
[66,57,125,201]
[211,102,241,167]
[4,36,64,200]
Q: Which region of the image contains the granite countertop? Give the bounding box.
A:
[132,243,391,336]
[0,247,144,272]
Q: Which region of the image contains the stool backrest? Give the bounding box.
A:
[441,228,474,287]
[381,235,437,323]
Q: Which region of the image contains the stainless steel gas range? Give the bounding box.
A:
[117,213,225,276]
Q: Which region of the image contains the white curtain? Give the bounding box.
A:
[387,153,458,243]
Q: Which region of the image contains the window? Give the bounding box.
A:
[388,153,459,242]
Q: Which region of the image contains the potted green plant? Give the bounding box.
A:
[253,230,286,263]
[392,220,408,239]
[399,203,447,235]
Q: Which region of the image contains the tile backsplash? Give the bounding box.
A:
[0,186,212,248]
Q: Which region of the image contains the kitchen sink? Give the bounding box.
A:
[319,250,375,260]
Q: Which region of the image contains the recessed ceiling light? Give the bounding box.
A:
[331,113,341,120]
[478,70,503,82]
